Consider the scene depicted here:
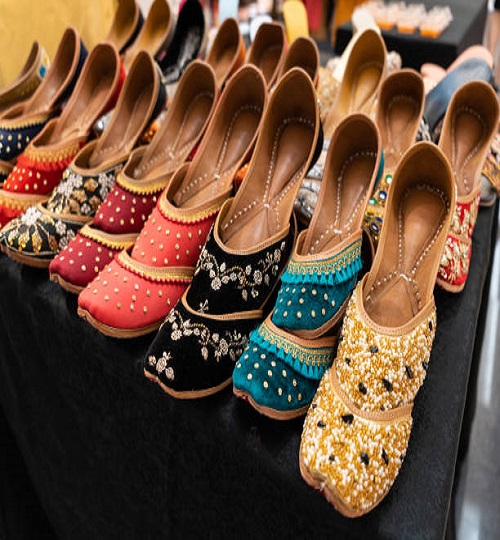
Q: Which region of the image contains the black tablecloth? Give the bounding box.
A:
[0,201,497,540]
[335,0,488,69]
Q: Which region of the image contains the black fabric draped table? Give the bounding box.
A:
[335,0,489,69]
[0,200,497,540]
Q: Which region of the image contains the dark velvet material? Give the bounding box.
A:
[335,0,488,70]
[0,201,496,539]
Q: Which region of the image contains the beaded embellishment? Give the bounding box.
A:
[300,283,436,515]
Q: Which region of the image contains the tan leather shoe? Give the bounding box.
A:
[105,0,144,55]
[206,18,246,88]
[324,28,387,138]
[278,36,319,86]
[365,68,425,246]
[300,141,456,517]
[0,41,50,114]
[437,80,499,292]
[246,22,286,87]
[121,0,173,72]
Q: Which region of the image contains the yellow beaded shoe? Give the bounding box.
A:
[299,141,455,517]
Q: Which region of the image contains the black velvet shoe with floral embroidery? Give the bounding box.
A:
[144,67,321,398]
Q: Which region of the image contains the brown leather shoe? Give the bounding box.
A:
[324,28,387,138]
[206,18,246,88]
[365,68,425,246]
[437,80,500,292]
[0,41,50,114]
[278,36,319,86]
[105,0,144,55]
[121,0,173,72]
[246,22,286,87]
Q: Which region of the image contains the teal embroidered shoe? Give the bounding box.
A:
[233,113,383,419]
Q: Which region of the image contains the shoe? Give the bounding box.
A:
[323,28,386,139]
[423,58,494,142]
[0,28,87,165]
[105,0,144,55]
[0,51,165,267]
[159,0,206,87]
[121,0,173,72]
[49,59,218,293]
[77,65,267,338]
[233,113,382,419]
[0,41,50,114]
[206,18,246,88]
[282,0,309,44]
[364,69,425,247]
[277,36,319,86]
[143,67,320,398]
[0,43,124,228]
[436,80,499,292]
[299,141,455,517]
[246,22,286,87]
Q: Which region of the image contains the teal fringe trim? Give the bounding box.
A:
[281,253,362,286]
[249,327,334,381]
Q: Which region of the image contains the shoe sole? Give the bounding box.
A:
[233,387,309,420]
[435,275,466,293]
[49,272,85,294]
[77,306,162,338]
[144,368,232,399]
[1,244,51,268]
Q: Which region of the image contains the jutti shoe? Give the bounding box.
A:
[0,52,165,267]
[121,0,173,72]
[50,60,218,293]
[436,81,499,292]
[144,67,320,398]
[277,36,319,86]
[0,44,124,227]
[206,18,246,88]
[77,65,267,338]
[246,22,286,87]
[0,28,86,165]
[233,114,382,419]
[299,141,455,517]
[0,41,50,114]
[105,0,144,55]
[159,0,206,86]
[364,69,424,248]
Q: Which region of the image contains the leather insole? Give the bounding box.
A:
[212,48,237,86]
[450,108,486,197]
[255,45,282,83]
[88,84,154,168]
[302,153,376,254]
[383,96,420,171]
[50,71,116,143]
[136,93,214,180]
[365,185,447,327]
[173,107,262,208]
[223,121,313,249]
[349,64,382,113]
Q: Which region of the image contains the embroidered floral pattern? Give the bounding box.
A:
[166,308,249,363]
[195,239,286,302]
[148,352,175,380]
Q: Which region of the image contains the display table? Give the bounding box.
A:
[335,0,488,69]
[0,200,497,539]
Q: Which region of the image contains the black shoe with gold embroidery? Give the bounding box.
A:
[144,203,296,398]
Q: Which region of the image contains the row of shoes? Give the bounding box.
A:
[0,14,499,519]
